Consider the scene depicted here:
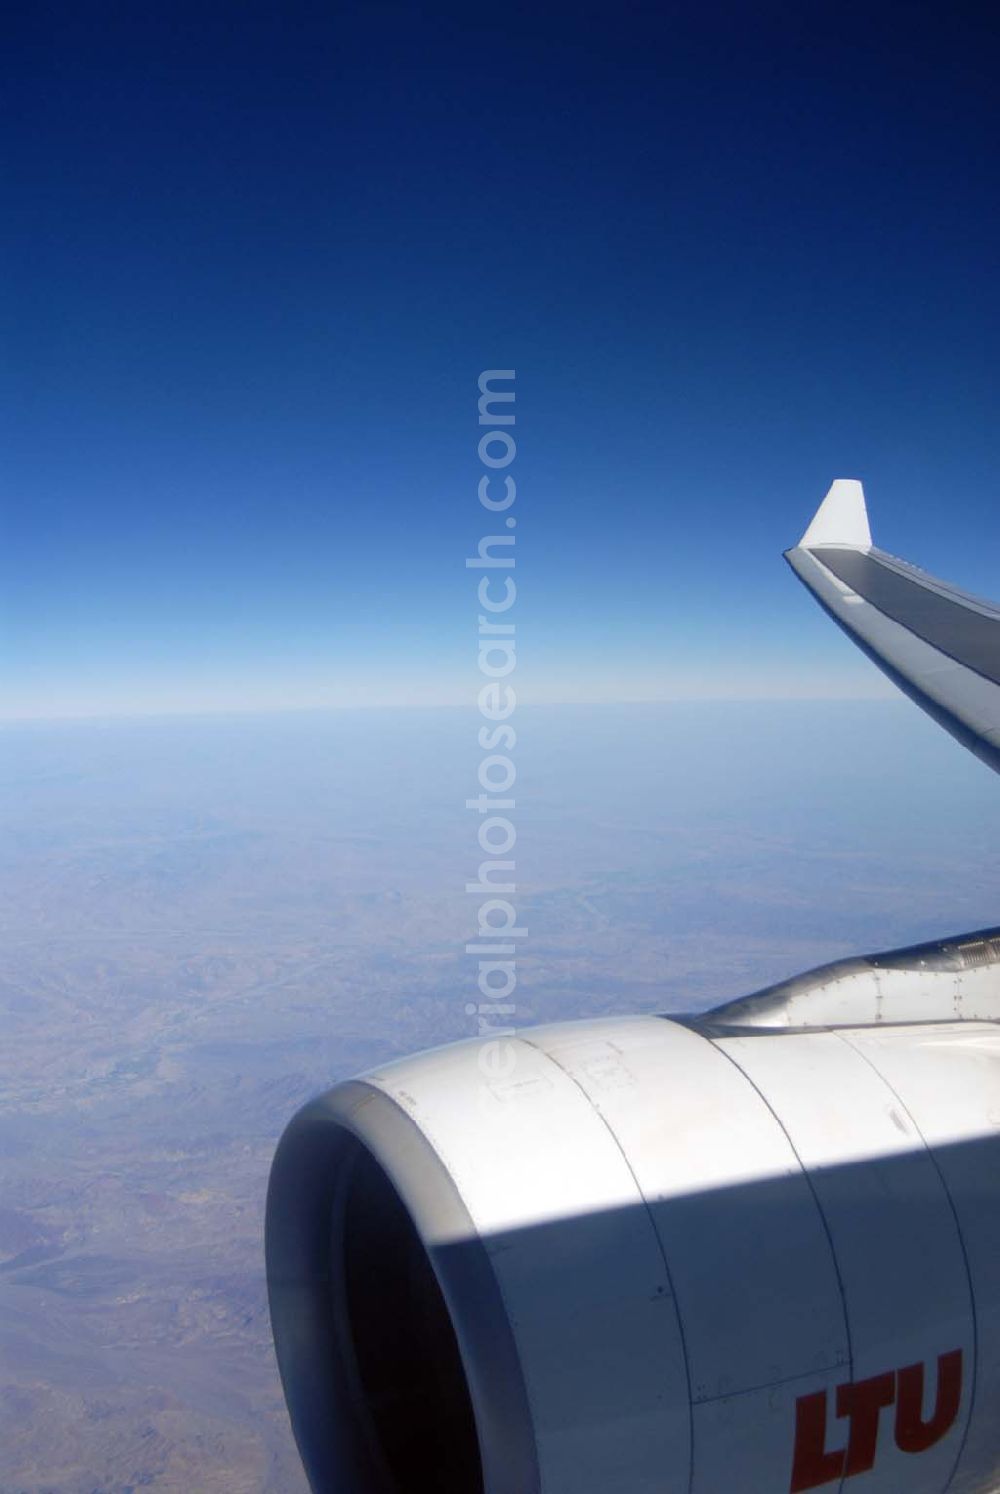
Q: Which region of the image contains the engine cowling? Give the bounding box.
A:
[266,1008,1000,1494]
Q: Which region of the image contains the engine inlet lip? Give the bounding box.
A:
[266,1077,540,1494]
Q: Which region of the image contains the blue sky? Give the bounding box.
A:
[5,1,999,718]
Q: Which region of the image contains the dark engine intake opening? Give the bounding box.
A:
[335,1141,484,1494]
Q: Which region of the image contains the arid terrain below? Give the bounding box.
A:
[2,702,999,1492]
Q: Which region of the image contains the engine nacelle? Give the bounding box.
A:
[266,1006,1000,1494]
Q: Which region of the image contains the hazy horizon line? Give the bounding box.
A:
[0,689,899,728]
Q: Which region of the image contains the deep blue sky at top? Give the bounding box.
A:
[5,1,999,717]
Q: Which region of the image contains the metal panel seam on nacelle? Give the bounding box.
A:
[836,1024,1000,1494]
[714,1028,976,1494]
[523,1016,853,1494]
[367,1027,692,1494]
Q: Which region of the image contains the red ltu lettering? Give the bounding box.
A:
[790,1349,965,1491]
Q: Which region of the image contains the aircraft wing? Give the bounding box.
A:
[785,479,1000,775]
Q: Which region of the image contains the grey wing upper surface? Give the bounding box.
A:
[786,479,1000,776]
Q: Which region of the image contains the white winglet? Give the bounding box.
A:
[799,479,871,549]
